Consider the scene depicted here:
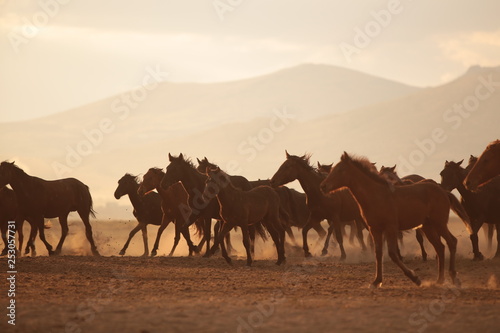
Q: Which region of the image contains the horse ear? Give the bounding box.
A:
[317,162,321,168]
[445,160,449,166]
[390,165,396,171]
[204,156,208,162]
[168,153,173,161]
[179,153,184,160]
[285,150,290,158]
[457,159,463,166]
[341,152,349,161]
[197,158,201,164]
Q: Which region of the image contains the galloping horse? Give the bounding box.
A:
[440,160,500,259]
[160,153,223,257]
[321,153,471,288]
[0,161,99,256]
[114,174,163,256]
[138,168,199,256]
[270,151,367,259]
[203,167,286,266]
[465,140,500,190]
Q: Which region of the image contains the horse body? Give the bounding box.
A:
[138,168,199,256]
[0,161,99,256]
[270,151,367,258]
[465,139,500,190]
[321,153,464,288]
[203,167,286,266]
[440,160,500,259]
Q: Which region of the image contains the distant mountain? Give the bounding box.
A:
[2,64,498,218]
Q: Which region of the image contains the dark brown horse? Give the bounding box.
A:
[138,168,199,256]
[270,151,367,259]
[440,159,500,259]
[197,157,252,191]
[321,153,471,287]
[0,161,99,256]
[203,167,286,266]
[160,153,224,257]
[114,174,164,256]
[465,139,500,190]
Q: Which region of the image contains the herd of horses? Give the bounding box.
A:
[1,139,499,288]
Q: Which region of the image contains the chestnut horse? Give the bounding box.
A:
[270,152,367,259]
[114,174,164,256]
[465,140,500,190]
[203,167,286,266]
[0,161,99,256]
[440,160,500,259]
[138,168,199,256]
[321,153,471,288]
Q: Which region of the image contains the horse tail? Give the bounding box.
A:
[193,218,205,238]
[78,181,96,219]
[89,192,97,219]
[447,192,472,234]
[254,221,268,241]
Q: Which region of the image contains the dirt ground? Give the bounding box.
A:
[1,219,499,333]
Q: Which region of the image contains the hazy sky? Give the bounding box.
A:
[1,0,499,122]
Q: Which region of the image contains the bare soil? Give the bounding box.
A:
[1,219,499,333]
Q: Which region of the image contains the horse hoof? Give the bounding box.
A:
[413,276,422,286]
[473,253,484,261]
[150,251,157,257]
[203,253,211,258]
[370,282,382,289]
[340,255,346,262]
[193,246,200,254]
[48,250,56,256]
[422,255,428,262]
[119,250,125,256]
[453,277,462,288]
[304,252,312,258]
[321,249,328,256]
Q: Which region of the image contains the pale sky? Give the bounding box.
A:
[1,0,499,122]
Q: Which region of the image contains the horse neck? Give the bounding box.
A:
[295,166,324,200]
[126,183,142,208]
[152,172,166,193]
[7,168,35,201]
[215,180,240,204]
[181,167,207,195]
[344,163,390,209]
[454,169,473,199]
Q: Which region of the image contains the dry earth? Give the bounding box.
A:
[1,219,499,333]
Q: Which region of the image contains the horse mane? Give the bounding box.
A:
[344,154,389,187]
[149,167,165,175]
[289,153,318,173]
[1,161,26,175]
[172,154,196,170]
[123,173,141,184]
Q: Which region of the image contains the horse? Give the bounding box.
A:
[465,139,500,190]
[378,165,428,260]
[270,151,368,259]
[160,153,225,257]
[0,161,99,256]
[440,159,500,259]
[320,152,472,288]
[137,168,199,256]
[203,166,286,266]
[114,173,164,256]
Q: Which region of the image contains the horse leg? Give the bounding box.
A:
[302,214,320,257]
[54,214,69,255]
[486,224,494,252]
[494,224,500,258]
[264,220,286,265]
[331,219,347,261]
[211,222,233,265]
[321,222,334,256]
[225,231,235,256]
[438,226,459,286]
[151,216,170,257]
[78,211,100,256]
[140,224,149,257]
[203,218,213,258]
[36,217,54,256]
[470,228,484,261]
[249,224,256,256]
[355,219,367,252]
[370,229,384,288]
[386,230,421,286]
[120,223,142,255]
[241,225,253,266]
[169,221,182,257]
[212,220,221,254]
[285,225,298,246]
[0,223,7,256]
[422,223,446,285]
[416,229,427,261]
[17,219,25,257]
[179,221,198,256]
[26,219,38,256]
